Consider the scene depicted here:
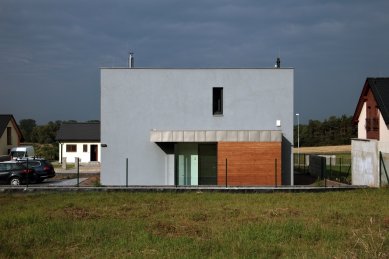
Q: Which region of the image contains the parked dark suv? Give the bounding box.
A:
[0,161,37,185]
[17,158,56,183]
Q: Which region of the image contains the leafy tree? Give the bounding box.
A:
[19,119,36,142]
[30,121,61,144]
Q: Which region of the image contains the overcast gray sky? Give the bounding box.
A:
[1,0,388,124]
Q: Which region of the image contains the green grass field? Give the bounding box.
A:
[0,190,388,258]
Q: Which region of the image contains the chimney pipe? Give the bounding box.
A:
[128,52,134,68]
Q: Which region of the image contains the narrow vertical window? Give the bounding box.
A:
[83,144,88,152]
[7,127,12,145]
[213,87,223,115]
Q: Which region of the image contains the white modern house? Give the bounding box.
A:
[352,78,389,187]
[100,62,294,186]
[56,123,101,163]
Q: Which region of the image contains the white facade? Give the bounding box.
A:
[59,142,101,163]
[357,102,367,139]
[101,68,294,186]
[379,113,389,142]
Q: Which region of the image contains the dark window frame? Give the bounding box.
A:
[66,144,77,152]
[213,87,223,115]
[7,127,12,145]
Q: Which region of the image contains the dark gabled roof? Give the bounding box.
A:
[0,114,23,141]
[56,123,100,142]
[353,78,389,125]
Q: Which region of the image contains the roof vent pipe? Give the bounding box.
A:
[275,57,281,68]
[128,52,134,68]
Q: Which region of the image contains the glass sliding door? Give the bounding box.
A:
[175,143,198,186]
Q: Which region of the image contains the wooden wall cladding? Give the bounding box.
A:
[217,142,281,186]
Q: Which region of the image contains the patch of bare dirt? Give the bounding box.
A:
[79,175,100,186]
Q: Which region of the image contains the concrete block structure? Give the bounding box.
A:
[100,67,294,186]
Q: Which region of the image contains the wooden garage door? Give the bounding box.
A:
[217,142,281,186]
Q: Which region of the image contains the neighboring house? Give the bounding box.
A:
[0,114,23,156]
[56,123,101,163]
[352,78,389,187]
[101,66,294,186]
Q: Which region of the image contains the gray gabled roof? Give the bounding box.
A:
[353,78,389,125]
[0,115,13,135]
[56,123,100,142]
[368,78,389,125]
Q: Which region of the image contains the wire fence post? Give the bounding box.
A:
[225,158,228,188]
[126,158,128,188]
[76,157,79,187]
[329,156,332,180]
[380,152,389,187]
[275,158,277,187]
[26,157,29,188]
[339,157,342,181]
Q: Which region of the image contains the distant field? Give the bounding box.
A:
[294,145,351,154]
[0,190,388,258]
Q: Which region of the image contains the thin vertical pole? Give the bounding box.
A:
[339,157,342,182]
[26,157,29,188]
[225,158,228,188]
[275,158,277,187]
[379,152,382,187]
[296,113,300,169]
[76,158,79,187]
[126,158,128,187]
[330,157,332,180]
[380,152,389,186]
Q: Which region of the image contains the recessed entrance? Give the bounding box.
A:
[174,143,217,186]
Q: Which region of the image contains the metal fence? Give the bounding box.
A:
[294,153,352,184]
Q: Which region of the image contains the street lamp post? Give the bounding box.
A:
[296,113,300,168]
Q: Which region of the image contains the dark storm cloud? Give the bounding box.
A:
[1,0,389,123]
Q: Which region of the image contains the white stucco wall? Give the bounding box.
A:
[357,102,367,139]
[101,68,294,186]
[379,113,389,142]
[60,142,101,163]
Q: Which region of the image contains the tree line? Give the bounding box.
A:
[294,115,357,147]
[19,119,99,144]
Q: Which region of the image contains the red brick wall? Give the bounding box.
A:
[366,89,380,140]
[217,142,281,186]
